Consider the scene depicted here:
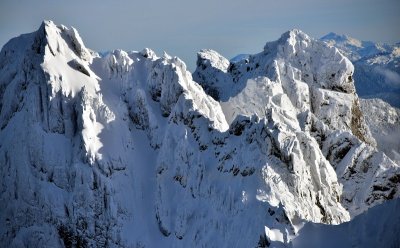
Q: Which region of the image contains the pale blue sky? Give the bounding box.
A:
[1,0,399,70]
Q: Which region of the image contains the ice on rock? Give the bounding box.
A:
[103,50,133,77]
[140,48,158,60]
[63,26,92,62]
[0,22,399,248]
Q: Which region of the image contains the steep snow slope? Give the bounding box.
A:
[293,198,400,248]
[321,33,400,108]
[0,22,399,247]
[360,98,400,165]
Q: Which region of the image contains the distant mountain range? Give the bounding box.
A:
[320,32,400,108]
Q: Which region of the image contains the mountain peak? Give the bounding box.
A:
[320,32,348,41]
[274,29,312,48]
[321,32,364,50]
[33,19,92,61]
[282,29,310,39]
[263,29,315,56]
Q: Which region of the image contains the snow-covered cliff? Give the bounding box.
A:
[360,98,400,165]
[320,33,400,108]
[0,21,399,247]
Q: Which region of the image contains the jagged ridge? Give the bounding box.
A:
[0,22,399,247]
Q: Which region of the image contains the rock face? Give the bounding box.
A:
[0,22,399,247]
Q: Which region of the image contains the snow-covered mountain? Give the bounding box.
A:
[0,21,399,247]
[320,32,400,108]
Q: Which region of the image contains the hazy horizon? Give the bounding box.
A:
[1,0,399,70]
